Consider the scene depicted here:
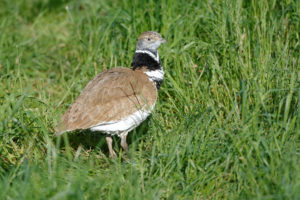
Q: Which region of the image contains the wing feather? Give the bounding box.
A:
[55,67,157,134]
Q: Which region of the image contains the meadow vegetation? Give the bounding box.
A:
[0,0,299,199]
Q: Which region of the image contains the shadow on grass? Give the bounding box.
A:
[67,130,106,149]
[54,119,151,156]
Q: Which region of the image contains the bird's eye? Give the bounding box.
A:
[147,38,151,41]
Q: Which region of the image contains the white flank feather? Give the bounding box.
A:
[90,105,155,135]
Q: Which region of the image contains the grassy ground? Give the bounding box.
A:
[0,0,299,199]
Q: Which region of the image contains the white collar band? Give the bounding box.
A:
[135,50,160,63]
[144,68,164,82]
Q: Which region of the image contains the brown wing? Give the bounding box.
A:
[55,67,157,134]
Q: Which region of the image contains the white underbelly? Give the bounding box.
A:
[90,106,154,136]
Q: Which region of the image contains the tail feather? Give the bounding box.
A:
[54,122,68,136]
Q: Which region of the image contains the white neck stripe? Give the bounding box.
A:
[135,50,160,63]
[144,68,164,82]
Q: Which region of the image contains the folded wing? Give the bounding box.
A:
[55,67,157,135]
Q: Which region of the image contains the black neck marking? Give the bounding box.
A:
[155,80,163,89]
[131,50,164,89]
[131,51,161,71]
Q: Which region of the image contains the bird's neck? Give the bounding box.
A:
[132,49,161,70]
[131,49,164,89]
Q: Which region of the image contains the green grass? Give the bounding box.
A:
[0,0,299,199]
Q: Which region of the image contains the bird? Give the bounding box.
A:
[55,31,166,158]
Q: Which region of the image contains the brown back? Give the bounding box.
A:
[56,67,157,134]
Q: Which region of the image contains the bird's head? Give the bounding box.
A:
[136,31,167,51]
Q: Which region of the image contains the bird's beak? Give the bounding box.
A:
[160,38,167,43]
